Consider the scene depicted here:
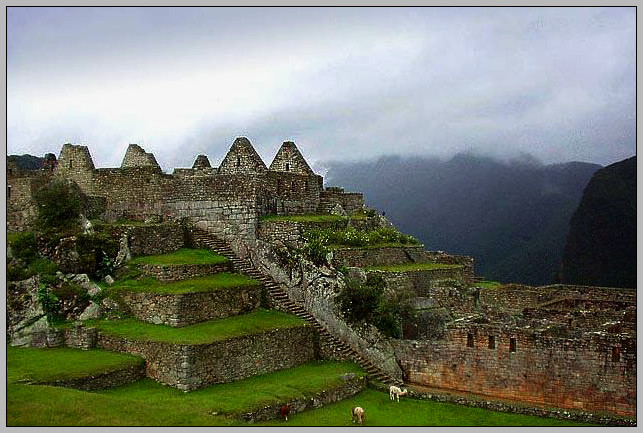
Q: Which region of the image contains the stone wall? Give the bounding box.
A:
[7,173,52,232]
[479,284,637,313]
[368,267,468,296]
[408,250,475,284]
[331,246,425,268]
[96,222,188,256]
[238,374,367,423]
[257,219,347,248]
[97,325,317,391]
[392,325,636,417]
[318,188,364,214]
[119,285,264,327]
[137,262,233,282]
[250,239,405,382]
[35,361,145,391]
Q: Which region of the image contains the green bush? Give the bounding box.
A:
[9,232,38,261]
[336,274,414,338]
[33,180,82,230]
[336,276,383,325]
[37,283,61,324]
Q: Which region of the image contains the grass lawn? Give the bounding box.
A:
[7,360,364,426]
[7,351,595,427]
[256,388,595,427]
[86,309,308,344]
[260,214,347,223]
[365,262,462,272]
[130,248,229,266]
[107,273,260,294]
[7,346,144,384]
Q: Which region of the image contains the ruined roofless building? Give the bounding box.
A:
[7,137,364,255]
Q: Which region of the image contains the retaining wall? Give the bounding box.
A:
[97,325,318,391]
[119,285,264,327]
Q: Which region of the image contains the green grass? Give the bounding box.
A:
[473,280,504,288]
[260,213,347,223]
[96,361,365,415]
[7,360,363,426]
[7,353,595,427]
[365,262,463,272]
[86,309,307,344]
[256,388,595,427]
[130,248,229,266]
[329,242,422,250]
[7,346,143,384]
[107,273,260,294]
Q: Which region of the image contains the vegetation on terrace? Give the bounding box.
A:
[130,248,229,266]
[8,346,143,384]
[6,348,593,427]
[85,309,307,344]
[365,262,462,272]
[260,213,346,223]
[336,274,415,338]
[301,226,420,266]
[256,388,595,427]
[106,273,260,295]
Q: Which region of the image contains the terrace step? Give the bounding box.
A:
[94,311,317,391]
[191,228,405,388]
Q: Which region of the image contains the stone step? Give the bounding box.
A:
[192,228,405,388]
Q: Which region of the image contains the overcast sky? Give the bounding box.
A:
[7,6,636,171]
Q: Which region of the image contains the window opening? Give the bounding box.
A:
[509,338,516,352]
[7,185,11,199]
[612,347,621,362]
[285,163,290,171]
[467,333,474,348]
[488,335,495,349]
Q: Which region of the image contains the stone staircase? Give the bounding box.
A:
[191,228,404,387]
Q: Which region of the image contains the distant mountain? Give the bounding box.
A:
[7,154,45,170]
[324,153,602,286]
[557,156,636,289]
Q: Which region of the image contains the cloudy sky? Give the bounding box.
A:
[7,7,636,171]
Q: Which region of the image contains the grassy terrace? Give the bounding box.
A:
[329,242,423,250]
[107,273,260,295]
[7,360,365,426]
[260,214,347,223]
[256,388,595,427]
[8,346,143,384]
[6,347,596,427]
[473,280,503,288]
[365,262,463,272]
[86,309,307,344]
[130,249,229,266]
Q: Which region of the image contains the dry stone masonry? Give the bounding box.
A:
[6,136,636,422]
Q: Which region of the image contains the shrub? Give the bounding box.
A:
[37,283,61,325]
[33,180,82,230]
[9,232,38,261]
[336,277,382,325]
[336,274,414,339]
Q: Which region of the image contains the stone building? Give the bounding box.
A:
[7,137,363,256]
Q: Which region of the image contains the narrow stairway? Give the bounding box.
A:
[191,228,404,388]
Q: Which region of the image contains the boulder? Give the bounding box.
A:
[115,234,132,267]
[79,302,104,320]
[79,214,94,235]
[70,273,102,296]
[329,203,347,217]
